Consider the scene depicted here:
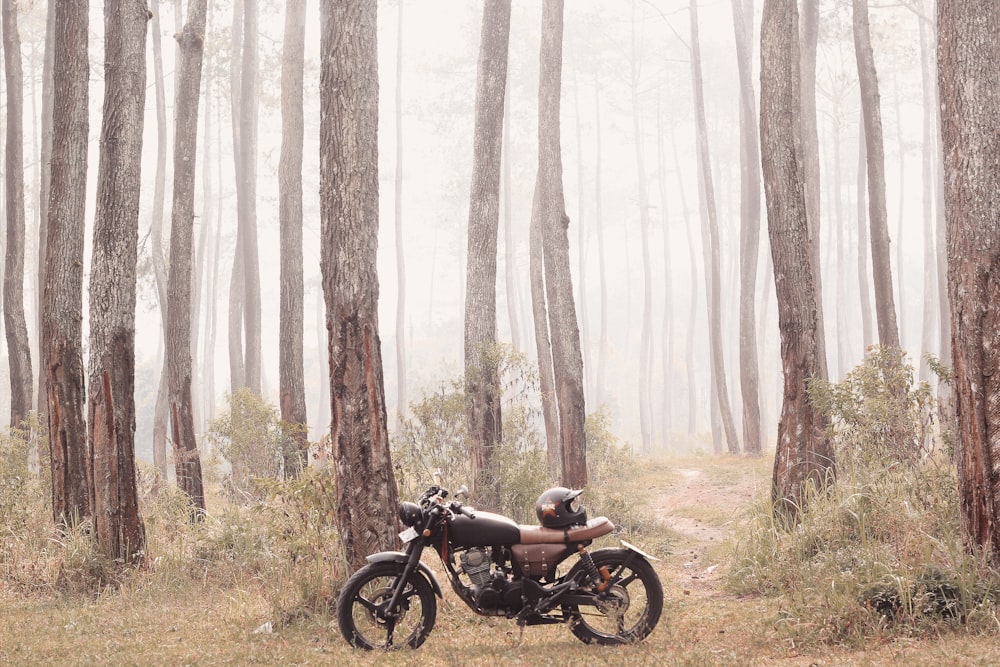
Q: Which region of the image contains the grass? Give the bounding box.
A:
[4,453,1000,665]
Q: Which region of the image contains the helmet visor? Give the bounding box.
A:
[568,496,582,514]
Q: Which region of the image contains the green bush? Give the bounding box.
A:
[205,389,301,502]
[728,350,1000,645]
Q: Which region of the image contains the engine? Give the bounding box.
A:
[459,547,509,612]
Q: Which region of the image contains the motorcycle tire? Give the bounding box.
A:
[337,561,437,650]
[563,548,664,645]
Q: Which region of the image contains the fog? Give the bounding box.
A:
[4,0,935,459]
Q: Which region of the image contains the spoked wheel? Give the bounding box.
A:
[336,562,437,650]
[563,548,663,645]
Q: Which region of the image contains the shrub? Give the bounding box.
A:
[728,351,1000,645]
[205,389,300,502]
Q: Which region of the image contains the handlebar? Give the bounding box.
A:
[418,484,474,519]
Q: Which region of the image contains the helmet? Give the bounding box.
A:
[535,487,587,528]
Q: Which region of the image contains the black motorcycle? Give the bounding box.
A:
[336,482,663,650]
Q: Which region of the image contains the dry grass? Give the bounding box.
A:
[4,454,1000,666]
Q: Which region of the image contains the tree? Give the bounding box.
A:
[759,0,834,518]
[321,0,399,570]
[3,0,34,427]
[167,0,208,514]
[938,0,1000,560]
[87,0,148,562]
[730,0,763,455]
[533,0,587,488]
[44,0,91,527]
[800,0,828,380]
[690,0,739,455]
[149,0,171,482]
[464,0,511,500]
[35,0,55,420]
[236,0,262,395]
[279,0,308,477]
[393,0,408,423]
[853,0,900,351]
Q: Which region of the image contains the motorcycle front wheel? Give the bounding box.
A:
[563,548,663,645]
[336,561,437,650]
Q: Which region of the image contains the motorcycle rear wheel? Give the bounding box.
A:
[337,561,437,650]
[563,548,663,645]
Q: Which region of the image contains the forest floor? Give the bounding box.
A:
[3,454,1000,666]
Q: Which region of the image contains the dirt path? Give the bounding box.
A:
[646,460,768,596]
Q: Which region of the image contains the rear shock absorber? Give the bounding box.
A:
[578,545,611,592]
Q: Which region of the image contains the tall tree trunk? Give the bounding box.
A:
[690,0,739,454]
[36,0,55,420]
[44,0,91,528]
[671,133,699,435]
[148,0,171,481]
[393,0,408,423]
[656,101,674,446]
[279,0,308,477]
[321,0,399,571]
[465,0,511,501]
[917,2,937,384]
[167,0,208,514]
[534,0,587,488]
[593,75,608,412]
[853,0,900,351]
[857,115,874,350]
[800,0,828,381]
[631,2,653,452]
[3,0,34,427]
[228,0,245,392]
[731,0,762,455]
[530,185,560,476]
[502,86,520,353]
[760,0,834,518]
[88,0,148,562]
[238,0,261,394]
[938,0,1000,561]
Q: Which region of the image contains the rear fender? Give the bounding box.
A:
[620,539,661,562]
[364,551,444,598]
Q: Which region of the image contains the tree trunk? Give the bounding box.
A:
[149,0,170,481]
[465,0,510,500]
[321,0,399,571]
[853,0,900,351]
[690,0,739,454]
[760,0,834,518]
[227,0,245,393]
[44,0,91,528]
[656,103,674,447]
[535,0,587,488]
[279,0,308,477]
[3,0,34,427]
[857,115,874,350]
[502,87,520,354]
[938,0,1000,561]
[800,0,828,381]
[36,0,55,420]
[631,2,653,453]
[167,0,208,514]
[393,0,408,423]
[238,0,261,394]
[88,0,148,562]
[671,133,699,435]
[731,0,762,456]
[530,185,561,477]
[917,3,937,384]
[593,76,608,412]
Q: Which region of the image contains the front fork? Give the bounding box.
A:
[381,540,426,621]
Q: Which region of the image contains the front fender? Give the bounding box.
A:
[364,551,444,598]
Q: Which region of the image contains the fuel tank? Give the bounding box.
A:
[448,511,521,547]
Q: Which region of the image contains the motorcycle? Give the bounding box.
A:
[336,481,663,650]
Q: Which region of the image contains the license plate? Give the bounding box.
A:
[399,526,419,543]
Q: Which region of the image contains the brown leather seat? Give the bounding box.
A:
[518,516,615,545]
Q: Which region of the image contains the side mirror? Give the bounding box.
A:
[456,485,469,499]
